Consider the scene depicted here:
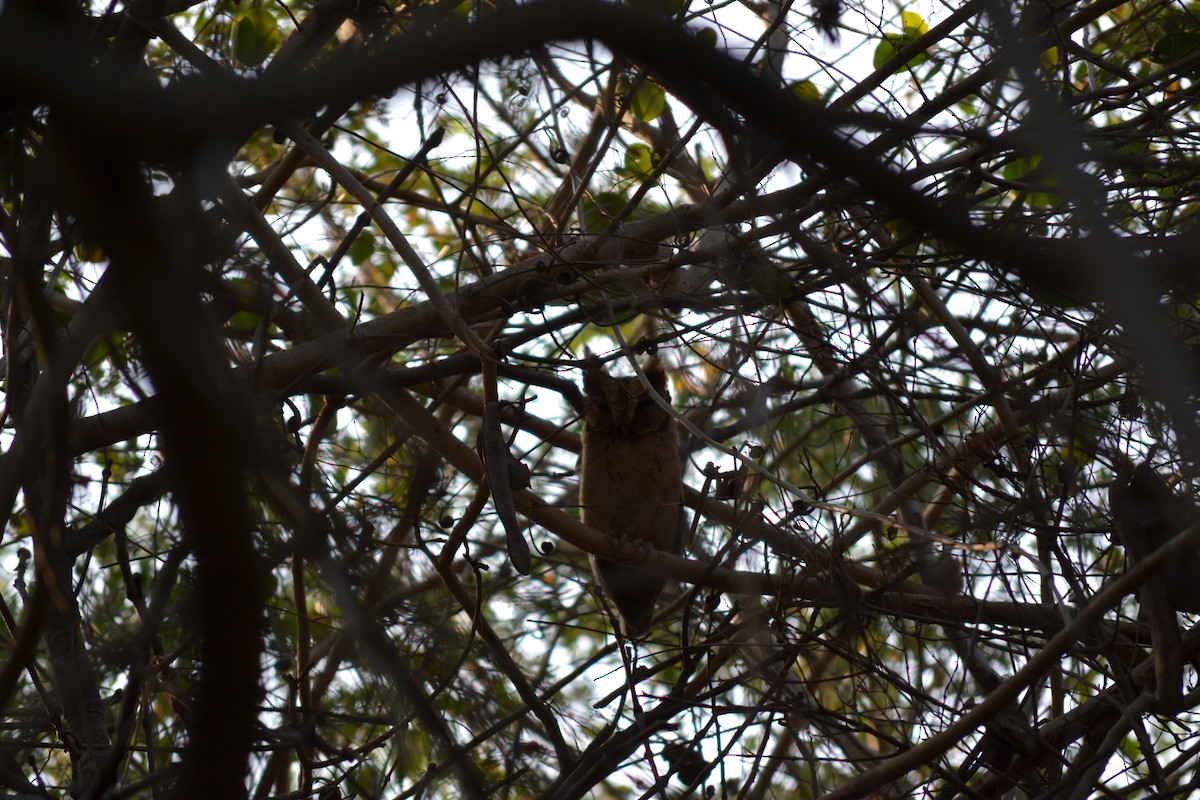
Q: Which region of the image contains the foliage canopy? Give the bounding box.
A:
[5,0,1200,797]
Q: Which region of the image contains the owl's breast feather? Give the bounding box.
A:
[580,431,682,551]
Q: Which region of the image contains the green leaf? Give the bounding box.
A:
[348,229,376,266]
[624,143,657,178]
[231,310,263,331]
[581,192,627,233]
[872,34,902,70]
[1151,31,1200,65]
[1002,154,1040,182]
[82,331,124,368]
[1118,734,1141,760]
[750,262,797,302]
[873,32,929,72]
[1002,155,1060,208]
[873,11,931,72]
[630,80,666,122]
[233,7,281,68]
[789,79,823,105]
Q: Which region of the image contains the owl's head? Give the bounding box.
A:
[582,357,672,437]
[1111,462,1178,535]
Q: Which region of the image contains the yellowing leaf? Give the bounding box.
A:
[873,32,929,71]
[901,10,928,36]
[74,241,106,263]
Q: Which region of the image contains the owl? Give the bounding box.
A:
[580,356,684,637]
[1111,463,1200,612]
[1110,463,1200,712]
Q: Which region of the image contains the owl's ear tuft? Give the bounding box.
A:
[582,355,609,393]
[643,356,668,393]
